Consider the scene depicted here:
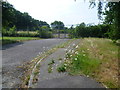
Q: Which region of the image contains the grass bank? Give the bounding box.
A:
[63,38,119,88]
[1,37,41,45]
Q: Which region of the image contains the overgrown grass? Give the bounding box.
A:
[64,38,119,88]
[48,65,52,73]
[67,52,100,76]
[2,37,41,45]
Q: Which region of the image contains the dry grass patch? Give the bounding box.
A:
[65,38,119,88]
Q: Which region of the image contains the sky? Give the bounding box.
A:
[7,0,100,27]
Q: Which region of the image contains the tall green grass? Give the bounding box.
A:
[67,51,100,76]
[64,38,119,88]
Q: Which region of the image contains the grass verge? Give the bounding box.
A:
[63,38,119,88]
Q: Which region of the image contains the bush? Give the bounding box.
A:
[37,30,53,38]
[2,26,17,36]
[2,27,53,38]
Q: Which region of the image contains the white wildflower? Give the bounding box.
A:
[75,58,77,61]
[75,45,78,48]
[64,49,67,51]
[87,75,89,77]
[68,49,71,53]
[64,67,67,69]
[82,50,85,53]
[72,50,74,53]
[75,51,78,54]
[64,64,67,66]
[83,54,86,56]
[73,43,75,46]
[51,67,53,70]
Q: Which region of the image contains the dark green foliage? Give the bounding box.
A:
[2,1,53,38]
[2,26,17,36]
[51,21,64,30]
[57,64,66,72]
[2,1,49,31]
[48,60,55,65]
[69,22,109,38]
[104,2,120,41]
[90,1,120,41]
[37,28,53,38]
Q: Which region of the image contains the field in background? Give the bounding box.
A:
[64,38,119,88]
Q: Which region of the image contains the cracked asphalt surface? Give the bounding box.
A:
[2,39,69,88]
[2,39,104,88]
[35,39,104,88]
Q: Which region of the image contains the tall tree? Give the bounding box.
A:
[89,0,120,40]
[2,1,50,31]
[51,21,64,30]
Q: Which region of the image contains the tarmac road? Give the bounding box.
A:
[2,39,69,88]
[35,39,104,88]
[37,75,104,88]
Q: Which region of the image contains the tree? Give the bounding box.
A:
[89,0,120,41]
[2,1,50,31]
[2,1,16,28]
[51,21,64,30]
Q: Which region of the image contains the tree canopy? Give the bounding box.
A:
[51,21,64,30]
[90,0,120,40]
[2,1,49,31]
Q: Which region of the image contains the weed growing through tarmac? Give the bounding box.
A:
[58,57,62,61]
[48,59,55,65]
[48,59,55,73]
[48,65,52,73]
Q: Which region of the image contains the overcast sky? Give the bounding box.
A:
[7,0,100,27]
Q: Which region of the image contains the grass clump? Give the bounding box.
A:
[48,59,55,65]
[48,65,52,73]
[57,64,66,72]
[48,59,55,73]
[58,57,62,61]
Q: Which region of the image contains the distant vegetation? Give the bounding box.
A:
[2,1,49,31]
[1,1,120,43]
[2,1,53,38]
[68,22,109,39]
